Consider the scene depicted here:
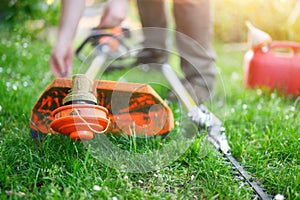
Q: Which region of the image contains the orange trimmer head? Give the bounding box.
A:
[30,27,174,140]
[30,77,174,140]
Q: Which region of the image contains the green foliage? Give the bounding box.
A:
[0,0,60,26]
[213,0,300,42]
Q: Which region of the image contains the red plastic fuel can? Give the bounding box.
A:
[244,41,300,96]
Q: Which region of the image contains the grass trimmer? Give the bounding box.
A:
[30,28,174,140]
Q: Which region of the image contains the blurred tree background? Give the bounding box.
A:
[1,0,300,42]
[213,0,300,42]
[0,0,60,39]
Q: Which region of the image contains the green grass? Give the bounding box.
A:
[0,25,300,200]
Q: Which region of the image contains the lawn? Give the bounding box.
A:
[0,24,299,200]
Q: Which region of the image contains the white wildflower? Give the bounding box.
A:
[257,104,262,110]
[274,194,284,200]
[93,185,101,191]
[191,175,195,181]
[271,93,276,99]
[256,89,262,96]
[12,84,17,91]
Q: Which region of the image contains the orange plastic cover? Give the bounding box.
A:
[30,78,174,138]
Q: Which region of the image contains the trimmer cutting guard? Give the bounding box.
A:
[30,78,174,139]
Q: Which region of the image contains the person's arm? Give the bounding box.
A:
[50,0,85,77]
[98,0,130,28]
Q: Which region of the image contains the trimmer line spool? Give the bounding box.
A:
[50,74,110,141]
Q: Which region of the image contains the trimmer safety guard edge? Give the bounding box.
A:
[30,78,174,138]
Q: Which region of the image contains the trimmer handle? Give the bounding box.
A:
[75,27,130,61]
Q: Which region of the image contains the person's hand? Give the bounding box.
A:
[49,0,85,77]
[98,0,130,28]
[50,42,73,77]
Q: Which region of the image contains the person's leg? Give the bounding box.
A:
[173,0,216,103]
[136,0,169,63]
